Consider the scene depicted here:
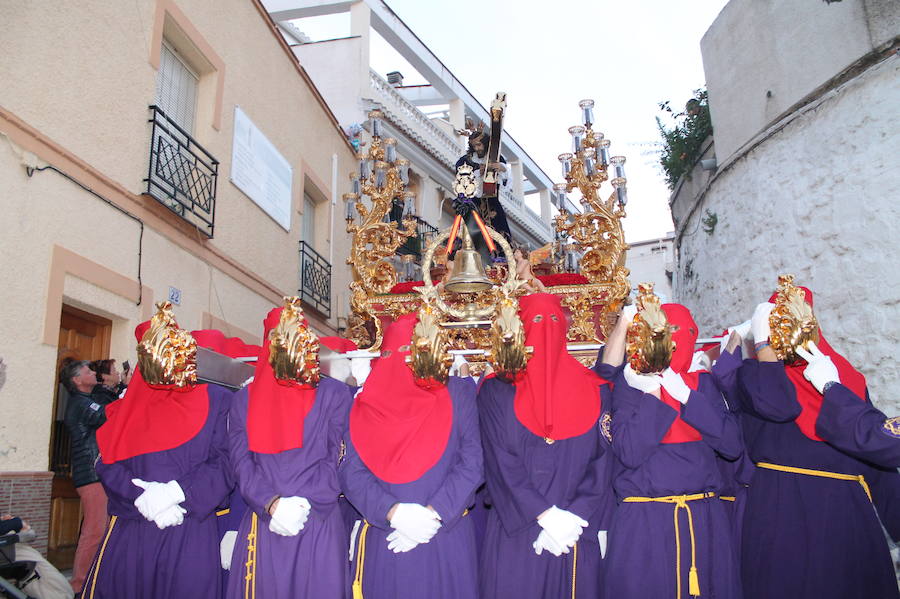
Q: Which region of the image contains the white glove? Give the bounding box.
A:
[661,368,692,405]
[537,506,588,549]
[622,304,638,323]
[598,530,608,559]
[268,496,311,537]
[689,351,710,373]
[449,354,470,378]
[386,529,420,553]
[719,320,752,354]
[796,342,840,394]
[532,529,564,557]
[132,479,185,521]
[152,504,186,529]
[750,303,775,345]
[220,530,237,570]
[623,364,662,394]
[389,503,441,544]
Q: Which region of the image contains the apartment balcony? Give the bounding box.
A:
[298,241,331,317]
[394,215,439,260]
[367,70,463,169]
[145,105,218,237]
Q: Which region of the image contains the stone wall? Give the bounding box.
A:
[671,55,900,412]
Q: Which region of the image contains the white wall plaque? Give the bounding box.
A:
[230,106,293,231]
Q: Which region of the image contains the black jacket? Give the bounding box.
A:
[64,387,111,487]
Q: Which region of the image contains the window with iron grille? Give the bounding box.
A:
[145,42,218,237]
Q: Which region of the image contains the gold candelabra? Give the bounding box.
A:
[343,110,418,348]
[552,99,630,291]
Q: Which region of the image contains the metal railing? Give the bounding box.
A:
[299,241,331,317]
[368,70,463,168]
[145,105,218,237]
[392,214,439,261]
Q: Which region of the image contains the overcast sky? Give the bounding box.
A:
[292,0,729,242]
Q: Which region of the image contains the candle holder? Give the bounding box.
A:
[552,99,630,298]
[346,109,419,318]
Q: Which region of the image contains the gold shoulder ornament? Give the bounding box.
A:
[769,274,819,363]
[137,301,198,387]
[268,296,321,387]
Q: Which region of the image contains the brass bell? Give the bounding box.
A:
[444,226,494,294]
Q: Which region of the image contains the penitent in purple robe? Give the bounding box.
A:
[710,347,756,552]
[477,376,614,599]
[340,376,483,599]
[226,377,353,599]
[595,361,743,599]
[737,359,900,599]
[816,382,900,468]
[84,384,233,599]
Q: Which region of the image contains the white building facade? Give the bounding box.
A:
[264,0,565,262]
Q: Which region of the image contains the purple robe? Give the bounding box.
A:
[340,376,483,599]
[477,376,614,599]
[84,384,233,599]
[710,348,756,551]
[596,361,743,599]
[737,359,900,598]
[218,487,248,590]
[816,382,900,468]
[226,377,353,599]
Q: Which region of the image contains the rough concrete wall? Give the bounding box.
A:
[672,56,900,412]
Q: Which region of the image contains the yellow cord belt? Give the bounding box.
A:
[756,462,872,503]
[85,514,117,599]
[622,492,715,599]
[719,496,736,502]
[570,541,578,599]
[244,512,258,599]
[352,521,371,599]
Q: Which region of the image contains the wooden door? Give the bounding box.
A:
[48,305,111,569]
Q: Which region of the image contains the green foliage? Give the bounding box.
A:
[656,88,712,189]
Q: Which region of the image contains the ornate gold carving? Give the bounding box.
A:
[485,278,531,380]
[769,274,820,363]
[346,132,418,308]
[555,131,629,290]
[409,301,453,384]
[561,290,600,342]
[268,297,320,387]
[137,301,197,387]
[626,283,675,374]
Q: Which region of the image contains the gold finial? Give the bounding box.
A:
[268,296,321,386]
[626,283,675,373]
[137,301,198,387]
[769,274,819,363]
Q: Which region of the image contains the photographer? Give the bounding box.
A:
[59,360,113,595]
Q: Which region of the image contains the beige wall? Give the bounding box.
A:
[0,0,357,472]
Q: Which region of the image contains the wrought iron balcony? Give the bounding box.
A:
[392,213,439,260]
[299,241,331,317]
[145,105,218,237]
